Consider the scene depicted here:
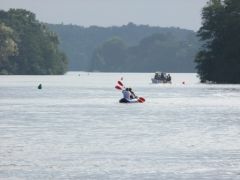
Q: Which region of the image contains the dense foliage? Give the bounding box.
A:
[90,33,199,72]
[90,37,128,72]
[195,0,240,83]
[49,23,200,72]
[0,9,67,75]
[0,23,18,74]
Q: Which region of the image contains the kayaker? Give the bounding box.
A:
[129,88,138,99]
[122,88,131,100]
[120,88,138,103]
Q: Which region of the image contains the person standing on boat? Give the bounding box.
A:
[160,72,165,80]
[167,74,172,82]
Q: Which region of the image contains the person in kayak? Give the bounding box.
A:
[120,88,138,103]
[129,88,138,99]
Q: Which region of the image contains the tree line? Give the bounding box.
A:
[0,9,68,75]
[48,23,200,72]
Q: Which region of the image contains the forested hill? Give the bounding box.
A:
[48,23,200,72]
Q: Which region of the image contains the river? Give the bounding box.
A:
[0,73,240,179]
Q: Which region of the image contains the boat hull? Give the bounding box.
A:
[151,78,171,84]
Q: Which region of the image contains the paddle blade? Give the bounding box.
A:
[138,97,145,102]
[115,85,123,90]
[137,98,144,103]
[118,81,124,87]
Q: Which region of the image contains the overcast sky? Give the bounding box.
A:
[1,0,208,31]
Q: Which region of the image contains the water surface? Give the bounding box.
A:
[0,73,240,179]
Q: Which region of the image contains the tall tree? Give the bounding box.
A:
[0,9,68,75]
[195,0,240,83]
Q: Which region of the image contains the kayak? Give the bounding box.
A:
[119,98,144,103]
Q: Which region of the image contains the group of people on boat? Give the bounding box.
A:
[152,72,172,83]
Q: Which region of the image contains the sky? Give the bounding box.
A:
[1,0,208,31]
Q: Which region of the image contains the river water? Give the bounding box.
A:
[0,73,240,179]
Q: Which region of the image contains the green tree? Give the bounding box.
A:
[195,0,240,83]
[0,9,68,75]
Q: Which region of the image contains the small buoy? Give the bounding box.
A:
[182,81,185,85]
[38,84,42,89]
